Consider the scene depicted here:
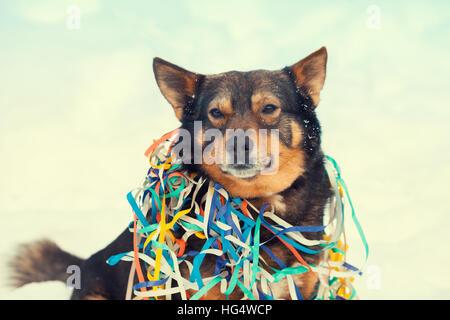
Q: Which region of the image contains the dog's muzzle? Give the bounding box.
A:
[219,138,272,178]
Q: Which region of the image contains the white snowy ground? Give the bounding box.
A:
[1,1,449,300]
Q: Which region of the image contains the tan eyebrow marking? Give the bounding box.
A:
[251,92,282,113]
[208,95,233,114]
[251,92,281,126]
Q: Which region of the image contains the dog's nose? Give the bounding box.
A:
[226,136,255,165]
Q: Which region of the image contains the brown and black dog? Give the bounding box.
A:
[9,47,332,300]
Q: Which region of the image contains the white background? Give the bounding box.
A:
[1,0,449,299]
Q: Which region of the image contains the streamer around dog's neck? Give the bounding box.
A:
[107,128,369,300]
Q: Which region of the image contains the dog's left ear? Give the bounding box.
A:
[288,47,327,107]
[153,58,203,121]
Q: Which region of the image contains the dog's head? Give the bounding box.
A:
[153,47,327,198]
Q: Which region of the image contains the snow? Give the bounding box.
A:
[1,1,449,300]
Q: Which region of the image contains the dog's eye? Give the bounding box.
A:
[209,108,224,119]
[261,104,278,114]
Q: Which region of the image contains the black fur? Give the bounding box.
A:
[178,67,332,269]
[9,53,332,300]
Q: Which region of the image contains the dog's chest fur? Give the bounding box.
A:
[177,154,332,299]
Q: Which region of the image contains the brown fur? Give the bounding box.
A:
[200,144,305,198]
[84,293,108,300]
[153,57,202,121]
[289,47,327,106]
[153,48,331,299]
[8,239,83,288]
[9,47,332,300]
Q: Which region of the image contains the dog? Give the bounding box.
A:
[9,47,332,300]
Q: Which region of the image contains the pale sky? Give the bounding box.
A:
[1,0,449,299]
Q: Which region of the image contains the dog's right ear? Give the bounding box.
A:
[153,58,203,121]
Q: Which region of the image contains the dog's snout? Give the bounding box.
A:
[226,136,255,165]
[229,136,253,153]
